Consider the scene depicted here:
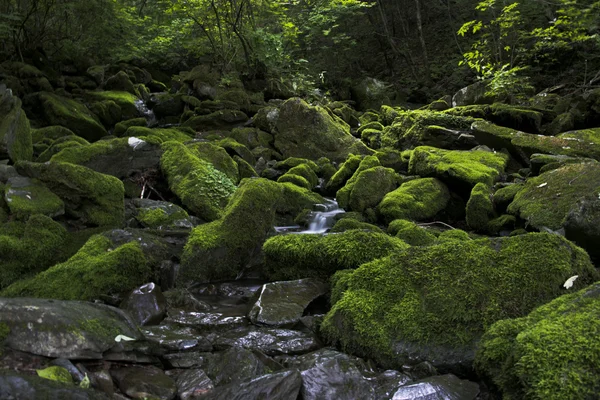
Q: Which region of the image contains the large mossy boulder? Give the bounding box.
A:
[182,109,248,131]
[35,92,107,141]
[160,141,236,221]
[85,91,141,121]
[0,215,68,289]
[444,103,543,134]
[476,282,600,400]
[179,178,323,285]
[51,137,162,179]
[187,141,240,183]
[263,230,409,281]
[322,233,598,371]
[15,161,124,226]
[1,232,156,301]
[465,183,494,231]
[3,176,64,220]
[341,166,398,213]
[324,154,362,195]
[408,146,508,194]
[0,85,33,162]
[269,98,372,162]
[377,177,450,223]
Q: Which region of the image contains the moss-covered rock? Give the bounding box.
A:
[322,233,598,370]
[160,141,236,221]
[187,141,240,183]
[30,126,76,145]
[133,199,193,230]
[104,71,137,95]
[216,138,255,165]
[114,118,147,136]
[123,126,195,143]
[1,233,152,301]
[274,157,319,173]
[3,176,64,220]
[387,219,437,246]
[408,146,508,194]
[229,127,273,150]
[378,177,450,223]
[330,219,383,233]
[88,99,122,128]
[36,136,89,163]
[36,366,73,385]
[15,161,124,226]
[85,91,141,121]
[335,156,381,208]
[444,103,543,134]
[507,162,600,231]
[381,110,475,149]
[280,163,319,189]
[324,154,362,195]
[269,98,373,162]
[35,92,107,141]
[234,155,258,179]
[466,183,494,231]
[493,183,524,212]
[180,178,319,285]
[277,172,312,190]
[0,215,68,289]
[339,166,398,213]
[0,86,33,162]
[263,230,409,281]
[182,109,248,131]
[487,214,517,235]
[476,282,600,400]
[436,229,472,243]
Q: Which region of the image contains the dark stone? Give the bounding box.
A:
[391,374,480,400]
[120,282,167,326]
[213,326,321,356]
[0,371,111,400]
[111,365,177,400]
[163,310,248,332]
[162,352,207,369]
[142,324,212,352]
[170,369,214,400]
[564,194,600,262]
[203,347,269,386]
[200,370,302,400]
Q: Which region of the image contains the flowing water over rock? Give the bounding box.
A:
[275,199,345,234]
[135,99,157,126]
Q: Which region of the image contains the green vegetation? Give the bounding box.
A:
[378,177,450,223]
[465,183,494,231]
[387,219,437,246]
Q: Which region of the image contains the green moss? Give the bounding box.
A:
[0,322,10,343]
[229,127,274,150]
[330,219,383,233]
[136,206,189,229]
[357,121,384,136]
[330,269,354,305]
[321,233,598,368]
[381,110,475,149]
[182,109,248,131]
[336,155,381,209]
[36,366,73,385]
[466,183,494,231]
[0,214,68,289]
[375,149,405,172]
[277,173,312,190]
[187,141,240,183]
[124,126,194,143]
[160,141,236,221]
[325,154,362,194]
[359,111,380,125]
[378,177,450,223]
[277,182,325,218]
[180,178,285,284]
[361,128,382,148]
[234,155,258,179]
[89,100,122,128]
[493,183,524,212]
[317,157,337,182]
[216,138,255,165]
[31,126,76,144]
[436,229,471,243]
[0,95,33,162]
[263,229,409,281]
[37,136,89,163]
[487,214,517,235]
[4,177,64,220]
[444,103,542,133]
[476,282,600,400]
[341,166,398,213]
[507,162,600,230]
[1,234,150,300]
[408,146,508,192]
[38,92,107,141]
[114,118,147,136]
[388,219,437,246]
[15,161,125,226]
[284,164,319,188]
[51,137,127,165]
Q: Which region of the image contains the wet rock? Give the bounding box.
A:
[142,324,212,352]
[452,80,490,107]
[111,365,177,400]
[182,109,248,131]
[371,370,413,400]
[162,352,207,369]
[132,199,194,231]
[0,371,111,400]
[0,84,33,162]
[102,337,164,363]
[249,278,327,327]
[203,347,269,386]
[88,369,114,395]
[120,282,167,326]
[564,194,600,261]
[213,326,321,355]
[50,358,86,384]
[0,297,141,359]
[170,369,214,400]
[200,370,302,400]
[391,374,479,400]
[163,310,247,332]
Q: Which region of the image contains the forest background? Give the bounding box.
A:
[1,0,599,104]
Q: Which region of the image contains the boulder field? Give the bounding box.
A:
[1,62,600,399]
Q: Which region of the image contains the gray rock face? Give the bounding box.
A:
[120,282,167,326]
[200,370,303,400]
[0,297,141,359]
[171,369,214,400]
[391,374,479,400]
[164,310,248,332]
[111,365,177,400]
[4,176,65,219]
[0,84,32,162]
[452,80,490,107]
[564,194,600,262]
[249,279,327,327]
[142,324,212,352]
[213,326,321,356]
[0,372,112,400]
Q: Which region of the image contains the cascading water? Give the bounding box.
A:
[134,99,157,126]
[275,198,345,234]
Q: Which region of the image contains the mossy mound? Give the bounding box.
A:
[0,215,68,289]
[123,126,195,143]
[179,178,321,285]
[36,92,107,141]
[114,118,147,136]
[216,138,255,165]
[3,176,64,220]
[378,177,450,223]
[85,90,140,120]
[436,229,472,243]
[408,146,508,193]
[270,98,372,162]
[15,161,124,227]
[387,219,437,246]
[160,141,236,221]
[187,141,240,183]
[31,125,75,145]
[381,110,475,149]
[229,127,273,150]
[88,99,122,128]
[493,183,524,212]
[1,234,151,301]
[444,103,543,133]
[487,214,517,235]
[324,154,362,195]
[133,199,192,230]
[336,156,384,209]
[277,173,312,190]
[476,282,600,400]
[182,109,248,131]
[321,233,598,370]
[466,183,494,231]
[339,166,398,213]
[104,71,137,95]
[51,137,162,179]
[330,219,383,233]
[507,162,600,230]
[0,87,33,163]
[263,229,409,281]
[36,136,89,163]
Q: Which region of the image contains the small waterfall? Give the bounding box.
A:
[301,199,345,234]
[135,99,157,126]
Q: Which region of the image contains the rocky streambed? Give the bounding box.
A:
[1,61,600,399]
